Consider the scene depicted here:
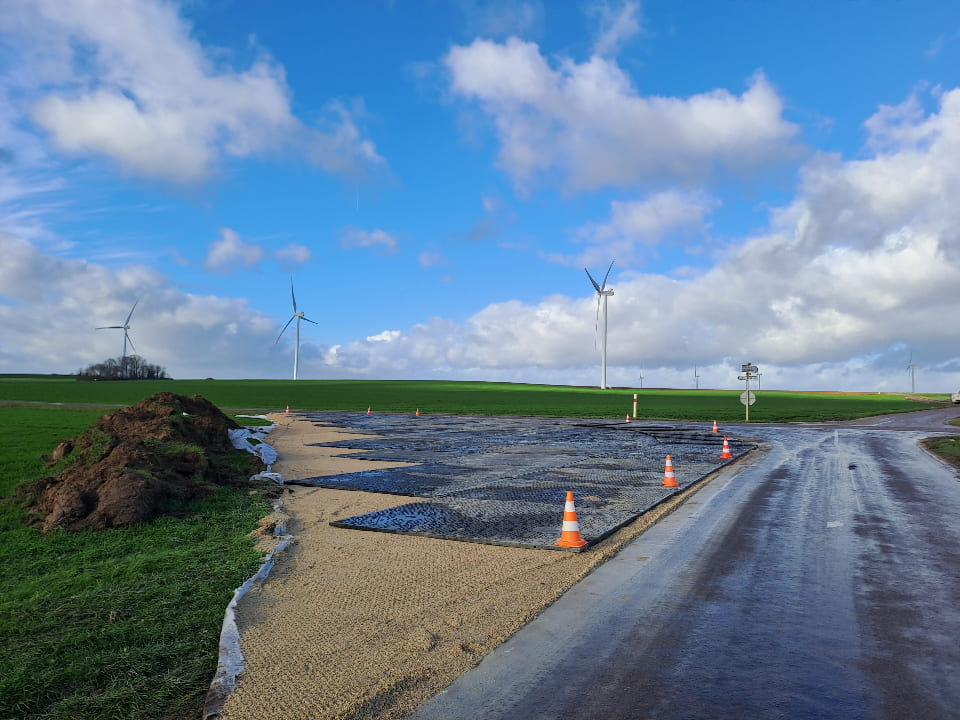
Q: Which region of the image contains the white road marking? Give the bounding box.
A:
[827,521,843,528]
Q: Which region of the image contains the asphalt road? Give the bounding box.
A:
[408,408,960,720]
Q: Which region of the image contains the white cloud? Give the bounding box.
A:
[339,226,399,254]
[275,242,311,270]
[588,1,643,57]
[3,0,385,184]
[445,37,799,192]
[567,190,719,268]
[204,228,264,274]
[366,330,401,343]
[0,233,282,378]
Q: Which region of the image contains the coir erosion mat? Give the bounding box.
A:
[288,413,755,551]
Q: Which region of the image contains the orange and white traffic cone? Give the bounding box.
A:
[712,420,719,433]
[415,408,420,417]
[366,406,371,416]
[625,413,630,422]
[721,437,733,459]
[662,454,678,487]
[555,491,587,548]
[285,405,290,414]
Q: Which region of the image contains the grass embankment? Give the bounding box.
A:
[1,377,950,422]
[0,405,271,720]
[921,416,960,470]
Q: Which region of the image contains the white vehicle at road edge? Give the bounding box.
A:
[952,390,960,404]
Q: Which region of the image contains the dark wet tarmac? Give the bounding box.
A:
[408,408,960,720]
[291,412,754,550]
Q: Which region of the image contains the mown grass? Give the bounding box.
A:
[0,405,272,720]
[0,377,950,421]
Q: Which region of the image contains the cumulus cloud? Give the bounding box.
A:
[564,190,718,268]
[204,228,264,274]
[445,37,799,192]
[297,86,960,391]
[2,0,384,184]
[0,233,282,378]
[339,226,399,255]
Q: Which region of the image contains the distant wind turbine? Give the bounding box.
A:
[694,366,700,390]
[585,260,615,390]
[276,279,317,381]
[96,299,138,361]
[907,351,917,394]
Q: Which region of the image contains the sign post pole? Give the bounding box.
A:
[633,393,638,419]
[738,363,759,422]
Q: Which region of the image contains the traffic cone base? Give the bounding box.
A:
[721,436,733,459]
[556,491,587,548]
[662,454,678,487]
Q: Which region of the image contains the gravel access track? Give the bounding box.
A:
[215,413,752,720]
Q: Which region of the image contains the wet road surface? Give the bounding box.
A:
[408,409,960,720]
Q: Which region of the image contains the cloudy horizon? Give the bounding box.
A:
[1,1,958,393]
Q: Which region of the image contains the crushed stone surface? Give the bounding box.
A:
[217,413,736,720]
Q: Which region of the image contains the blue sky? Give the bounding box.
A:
[2,0,959,391]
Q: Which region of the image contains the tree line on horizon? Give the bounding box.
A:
[76,355,170,381]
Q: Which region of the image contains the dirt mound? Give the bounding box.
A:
[18,392,264,532]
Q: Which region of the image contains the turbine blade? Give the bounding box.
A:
[301,315,319,325]
[125,299,139,325]
[585,268,601,293]
[125,331,136,353]
[290,279,297,313]
[601,259,615,290]
[96,325,124,330]
[275,315,296,343]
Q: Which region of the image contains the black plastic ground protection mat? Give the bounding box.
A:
[329,497,641,551]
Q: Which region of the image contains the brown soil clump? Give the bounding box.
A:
[18,392,263,532]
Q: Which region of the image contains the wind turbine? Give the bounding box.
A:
[694,366,700,390]
[907,351,917,394]
[276,279,317,381]
[585,260,615,390]
[96,299,138,362]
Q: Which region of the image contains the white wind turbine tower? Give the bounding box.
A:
[907,351,917,394]
[585,260,615,390]
[276,279,317,381]
[96,299,139,364]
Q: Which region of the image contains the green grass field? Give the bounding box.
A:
[0,405,271,720]
[0,377,955,719]
[0,376,951,421]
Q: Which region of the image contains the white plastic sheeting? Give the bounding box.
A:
[228,422,278,468]
[203,517,293,718]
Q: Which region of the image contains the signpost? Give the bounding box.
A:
[633,393,638,419]
[737,363,759,421]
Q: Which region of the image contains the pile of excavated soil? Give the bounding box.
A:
[18,392,263,532]
[215,413,728,720]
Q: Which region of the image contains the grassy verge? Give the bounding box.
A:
[1,377,950,421]
[0,405,271,720]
